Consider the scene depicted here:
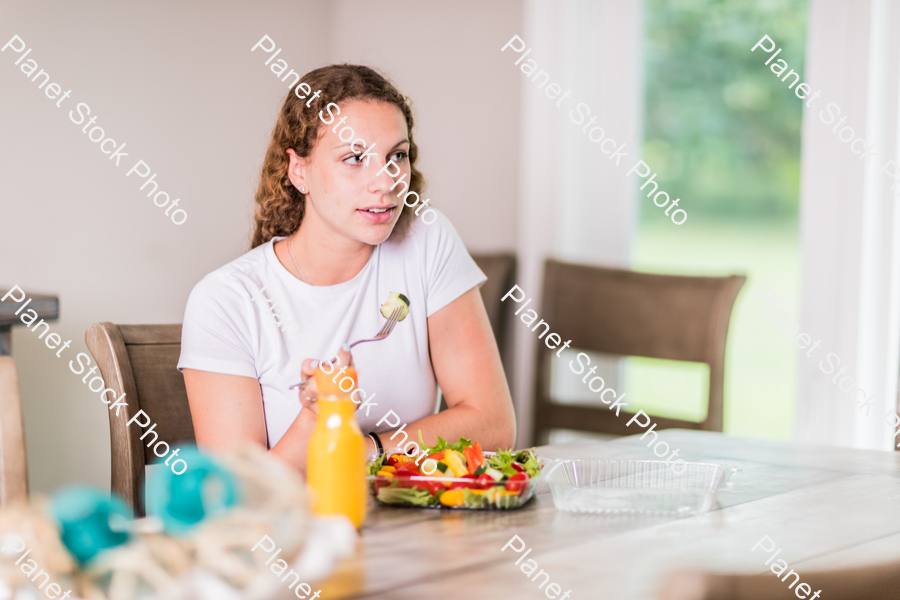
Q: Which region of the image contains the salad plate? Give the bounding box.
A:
[366,436,545,510]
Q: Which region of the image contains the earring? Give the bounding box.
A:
[299,186,307,193]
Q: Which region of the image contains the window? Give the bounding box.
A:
[630,0,809,440]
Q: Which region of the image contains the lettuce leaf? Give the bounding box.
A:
[487,449,518,476]
[487,448,542,478]
[417,431,473,456]
[462,488,490,508]
[376,484,436,506]
[412,432,542,478]
[495,493,521,509]
[514,449,543,478]
[366,454,386,475]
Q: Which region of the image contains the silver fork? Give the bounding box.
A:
[288,304,403,391]
[348,304,402,349]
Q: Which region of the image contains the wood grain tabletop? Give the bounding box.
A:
[314,429,900,600]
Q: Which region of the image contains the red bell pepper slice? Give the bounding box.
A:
[464,444,486,475]
[463,447,478,474]
[394,462,421,476]
[510,462,526,473]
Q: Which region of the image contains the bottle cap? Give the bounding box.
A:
[315,363,358,395]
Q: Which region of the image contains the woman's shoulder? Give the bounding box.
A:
[188,241,273,303]
[388,208,460,252]
[384,208,485,316]
[179,242,271,376]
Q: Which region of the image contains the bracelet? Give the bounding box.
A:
[368,432,384,456]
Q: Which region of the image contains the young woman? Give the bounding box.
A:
[177,65,516,475]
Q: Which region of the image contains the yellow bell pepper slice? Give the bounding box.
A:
[379,466,396,473]
[376,469,394,479]
[443,450,469,478]
[439,489,465,506]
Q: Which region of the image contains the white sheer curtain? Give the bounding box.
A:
[796,0,900,450]
[512,0,642,445]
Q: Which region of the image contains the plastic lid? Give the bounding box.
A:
[315,364,357,395]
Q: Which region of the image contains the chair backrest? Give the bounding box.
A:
[532,259,745,444]
[432,253,517,414]
[471,253,517,359]
[85,323,193,515]
[0,357,29,506]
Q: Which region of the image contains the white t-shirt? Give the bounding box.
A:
[177,210,486,448]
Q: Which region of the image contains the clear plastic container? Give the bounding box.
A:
[545,459,727,516]
[367,454,545,510]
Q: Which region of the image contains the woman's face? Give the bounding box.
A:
[288,99,411,247]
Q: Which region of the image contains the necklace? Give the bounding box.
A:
[287,235,311,284]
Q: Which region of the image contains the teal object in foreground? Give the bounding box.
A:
[145,445,240,534]
[50,486,132,565]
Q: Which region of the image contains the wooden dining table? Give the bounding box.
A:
[315,429,900,599]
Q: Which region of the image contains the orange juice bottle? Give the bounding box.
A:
[307,365,367,529]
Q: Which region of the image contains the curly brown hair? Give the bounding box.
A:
[250,64,424,249]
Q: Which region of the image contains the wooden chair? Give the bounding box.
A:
[0,357,29,506]
[435,253,517,413]
[471,253,517,361]
[661,562,900,600]
[85,323,193,515]
[532,259,745,445]
[0,289,59,356]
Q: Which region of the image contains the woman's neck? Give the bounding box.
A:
[278,211,373,287]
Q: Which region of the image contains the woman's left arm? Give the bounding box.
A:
[380,287,517,451]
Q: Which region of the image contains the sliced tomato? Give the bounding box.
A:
[505,472,528,493]
[414,480,444,495]
[475,473,494,490]
[372,478,391,495]
[448,474,477,490]
[392,474,412,487]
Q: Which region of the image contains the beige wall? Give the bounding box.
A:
[328,0,522,251]
[0,0,522,494]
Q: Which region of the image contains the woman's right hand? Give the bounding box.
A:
[289,346,355,476]
[298,346,354,410]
